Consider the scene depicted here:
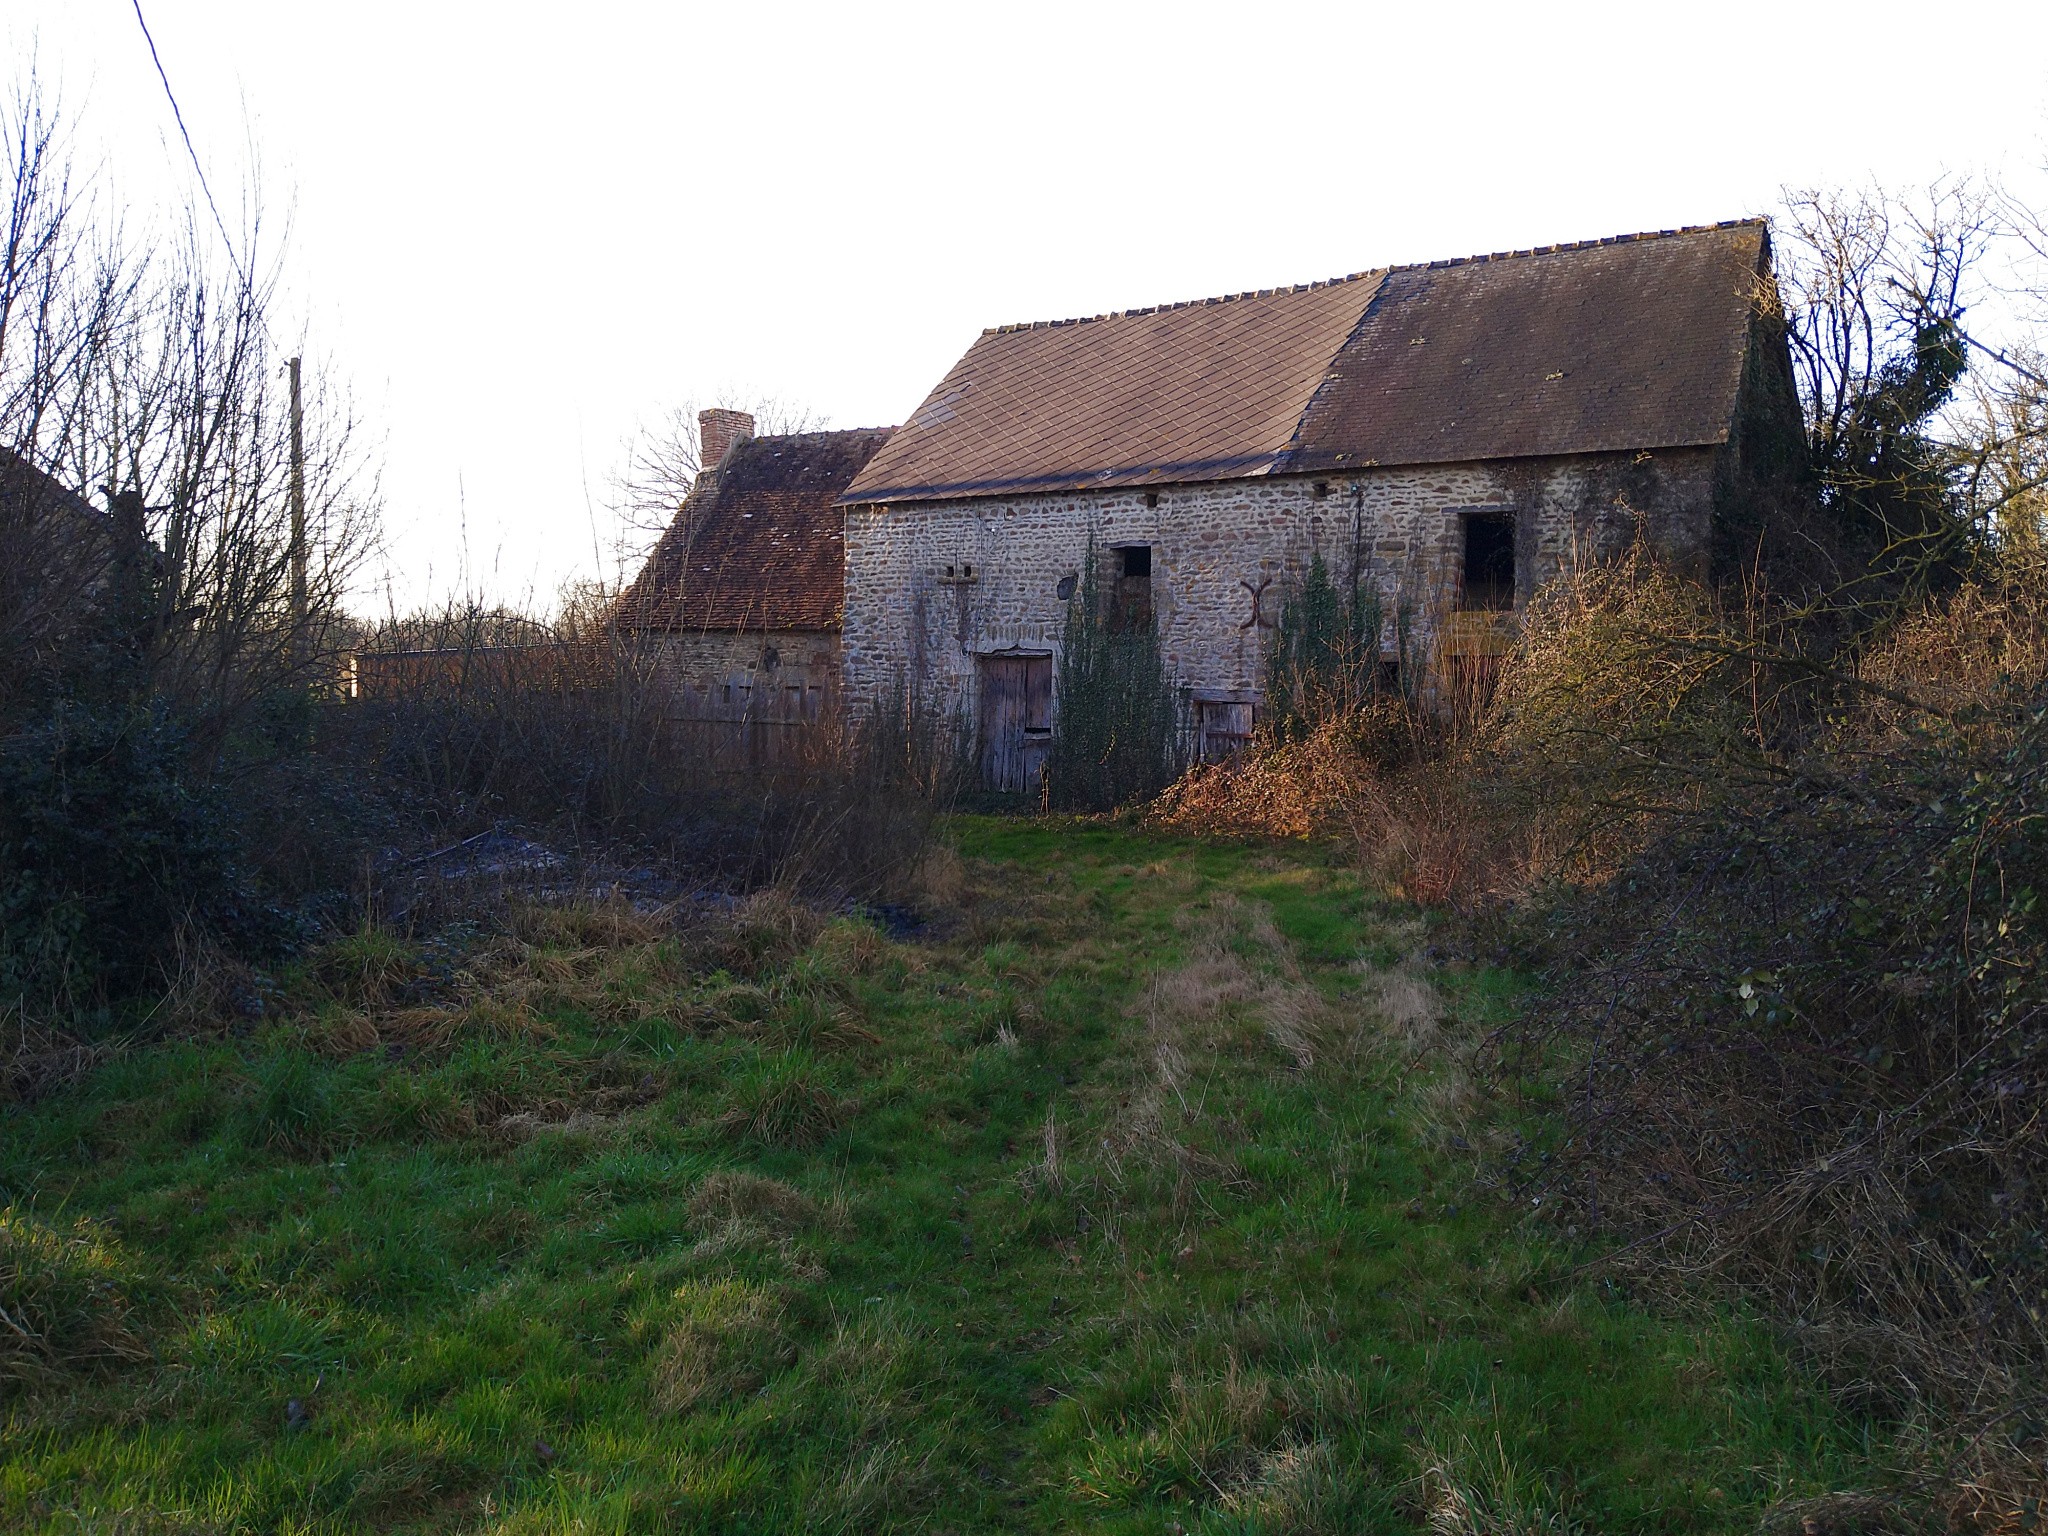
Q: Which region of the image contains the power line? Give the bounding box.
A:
[129,0,246,289]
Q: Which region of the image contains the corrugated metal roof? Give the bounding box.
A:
[840,221,1769,505]
[616,428,892,633]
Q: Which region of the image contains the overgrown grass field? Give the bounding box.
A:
[2,820,1888,1533]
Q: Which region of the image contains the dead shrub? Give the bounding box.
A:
[1496,683,2048,1420]
[1150,723,1363,841]
[1163,546,1767,907]
[1859,564,2048,725]
[1476,551,2048,1511]
[1341,759,1533,909]
[909,842,967,912]
[1474,543,1769,881]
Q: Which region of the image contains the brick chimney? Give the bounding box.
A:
[699,408,755,472]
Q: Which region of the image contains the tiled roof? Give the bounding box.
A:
[840,275,1383,504]
[840,221,1770,505]
[616,428,892,633]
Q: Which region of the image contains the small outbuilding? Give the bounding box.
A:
[615,411,893,741]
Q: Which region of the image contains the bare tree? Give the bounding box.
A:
[0,66,379,751]
[609,393,824,565]
[0,69,138,700]
[1959,172,2048,552]
[1774,182,1990,587]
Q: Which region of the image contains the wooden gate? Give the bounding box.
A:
[978,654,1052,793]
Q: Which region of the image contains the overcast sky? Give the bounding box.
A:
[9,0,2048,613]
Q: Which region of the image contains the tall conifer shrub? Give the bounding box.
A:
[1046,541,1187,811]
[1262,553,1407,740]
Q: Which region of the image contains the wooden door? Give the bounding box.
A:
[979,655,1052,793]
[1196,700,1254,761]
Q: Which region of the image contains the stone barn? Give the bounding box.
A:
[836,220,1804,786]
[616,410,893,748]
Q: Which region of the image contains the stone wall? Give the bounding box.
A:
[649,629,840,723]
[842,446,1721,713]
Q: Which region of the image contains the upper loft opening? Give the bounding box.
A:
[1112,544,1153,632]
[1461,512,1515,611]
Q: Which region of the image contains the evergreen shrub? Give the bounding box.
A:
[1045,541,1187,811]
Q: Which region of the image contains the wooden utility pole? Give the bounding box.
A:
[288,355,308,660]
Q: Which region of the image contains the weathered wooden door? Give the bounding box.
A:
[979,655,1052,793]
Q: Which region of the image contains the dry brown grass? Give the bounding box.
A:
[692,889,828,979]
[688,1170,826,1232]
[303,994,562,1060]
[1415,1414,1591,1535]
[1,1017,111,1106]
[1142,895,1327,1071]
[715,1052,849,1152]
[1946,1456,2048,1536]
[291,889,884,1067]
[1075,893,1338,1218]
[637,1280,794,1415]
[501,899,673,951]
[1,1207,151,1389]
[678,1172,839,1282]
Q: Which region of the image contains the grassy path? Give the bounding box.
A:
[2,819,1880,1532]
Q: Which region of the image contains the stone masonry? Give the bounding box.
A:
[842,446,1721,713]
[651,629,839,724]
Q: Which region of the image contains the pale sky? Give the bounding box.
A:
[9,0,2048,613]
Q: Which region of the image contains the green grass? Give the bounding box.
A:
[0,818,1890,1532]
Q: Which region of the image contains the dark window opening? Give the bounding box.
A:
[1461,513,1515,611]
[1112,545,1153,632]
